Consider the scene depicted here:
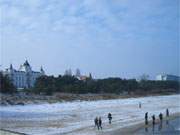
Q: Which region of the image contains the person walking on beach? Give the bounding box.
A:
[166,109,169,117]
[166,109,169,125]
[108,113,112,124]
[152,115,156,125]
[139,102,142,108]
[94,117,98,129]
[145,112,148,125]
[158,113,163,131]
[152,115,156,132]
[98,117,102,130]
[159,113,163,123]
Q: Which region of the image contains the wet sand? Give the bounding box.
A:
[103,113,180,135]
[2,115,179,135]
[0,129,26,135]
[136,117,180,135]
[0,95,179,135]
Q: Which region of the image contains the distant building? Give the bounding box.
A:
[64,69,72,76]
[64,68,93,81]
[78,76,88,81]
[156,74,180,81]
[76,73,93,81]
[75,68,81,77]
[3,60,45,89]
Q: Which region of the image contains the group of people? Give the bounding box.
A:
[94,117,102,130]
[93,107,170,131]
[145,108,170,126]
[94,113,112,130]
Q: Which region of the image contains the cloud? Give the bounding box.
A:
[0,0,179,77]
[0,0,178,45]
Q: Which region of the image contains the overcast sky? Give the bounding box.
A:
[0,0,179,79]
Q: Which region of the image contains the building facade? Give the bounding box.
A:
[156,74,180,81]
[3,60,45,89]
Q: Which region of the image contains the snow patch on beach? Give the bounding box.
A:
[0,94,180,135]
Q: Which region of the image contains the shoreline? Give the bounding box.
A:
[0,129,27,135]
[0,94,179,135]
[1,114,179,135]
[0,92,179,106]
[104,112,180,135]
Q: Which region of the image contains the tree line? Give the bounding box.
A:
[33,75,180,95]
[0,72,16,93]
[0,73,179,95]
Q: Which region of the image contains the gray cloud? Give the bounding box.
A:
[0,0,179,78]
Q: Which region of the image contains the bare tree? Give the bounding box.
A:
[64,69,72,76]
[75,68,81,77]
[139,74,149,81]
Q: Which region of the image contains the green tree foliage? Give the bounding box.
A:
[0,72,16,93]
[34,75,179,95]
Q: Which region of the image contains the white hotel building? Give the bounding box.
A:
[156,74,180,81]
[3,60,45,89]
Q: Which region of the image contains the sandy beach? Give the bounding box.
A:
[1,114,179,135]
[0,129,26,135]
[0,94,179,135]
[103,113,180,135]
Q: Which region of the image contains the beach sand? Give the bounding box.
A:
[0,129,26,135]
[0,94,179,135]
[103,113,180,135]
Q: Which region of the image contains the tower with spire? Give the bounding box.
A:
[3,60,45,89]
[40,66,45,75]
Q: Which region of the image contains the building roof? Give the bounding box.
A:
[23,60,30,66]
[19,64,27,72]
[4,60,45,75]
